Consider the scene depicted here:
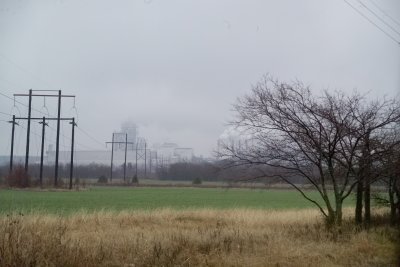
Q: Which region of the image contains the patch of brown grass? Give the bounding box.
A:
[0,208,397,266]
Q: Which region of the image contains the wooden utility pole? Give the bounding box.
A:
[15,117,75,187]
[8,115,19,173]
[148,149,152,176]
[69,118,77,190]
[144,142,147,178]
[110,133,114,181]
[25,89,32,172]
[38,117,48,187]
[55,90,62,186]
[106,133,133,182]
[135,141,138,178]
[124,133,128,181]
[14,90,75,186]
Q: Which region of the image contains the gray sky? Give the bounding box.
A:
[0,0,399,158]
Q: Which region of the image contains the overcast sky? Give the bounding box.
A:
[0,0,399,158]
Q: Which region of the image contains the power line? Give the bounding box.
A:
[0,53,54,89]
[2,87,105,153]
[367,0,400,27]
[0,91,48,116]
[5,117,56,147]
[15,121,23,156]
[356,0,400,36]
[1,90,80,127]
[0,88,75,121]
[61,120,66,155]
[2,89,104,151]
[0,110,12,116]
[32,121,41,157]
[0,76,26,89]
[48,124,102,151]
[73,105,102,146]
[343,0,400,45]
[76,126,106,148]
[1,131,11,158]
[19,123,54,143]
[72,106,108,149]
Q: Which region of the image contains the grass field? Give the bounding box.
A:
[0,208,397,266]
[0,187,397,266]
[0,186,352,214]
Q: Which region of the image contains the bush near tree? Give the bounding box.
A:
[7,166,30,188]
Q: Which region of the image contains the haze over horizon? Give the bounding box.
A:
[0,0,399,158]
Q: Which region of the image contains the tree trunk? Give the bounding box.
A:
[395,188,400,226]
[355,179,363,224]
[363,134,371,225]
[364,178,371,225]
[335,201,343,226]
[389,188,396,225]
[397,202,400,226]
[326,198,343,227]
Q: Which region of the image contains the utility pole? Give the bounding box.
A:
[124,133,128,182]
[15,116,75,187]
[110,133,114,182]
[14,90,75,186]
[69,118,76,190]
[106,133,133,182]
[38,117,48,187]
[155,151,158,171]
[25,89,32,172]
[8,115,19,173]
[144,142,147,178]
[135,138,146,179]
[135,141,138,179]
[55,90,62,187]
[148,149,152,177]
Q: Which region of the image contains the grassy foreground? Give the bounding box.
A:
[0,208,397,266]
[0,187,349,214]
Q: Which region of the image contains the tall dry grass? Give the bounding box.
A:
[0,208,397,266]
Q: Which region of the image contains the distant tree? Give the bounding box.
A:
[192,177,202,185]
[157,162,220,182]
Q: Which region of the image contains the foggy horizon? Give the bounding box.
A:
[0,0,399,158]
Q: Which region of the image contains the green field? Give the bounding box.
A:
[0,186,352,214]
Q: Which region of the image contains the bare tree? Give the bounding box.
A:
[371,123,400,225]
[219,75,400,226]
[343,99,400,225]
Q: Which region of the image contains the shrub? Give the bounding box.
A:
[7,166,30,188]
[132,175,138,184]
[97,175,108,184]
[192,177,202,185]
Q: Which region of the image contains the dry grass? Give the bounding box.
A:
[0,208,397,267]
